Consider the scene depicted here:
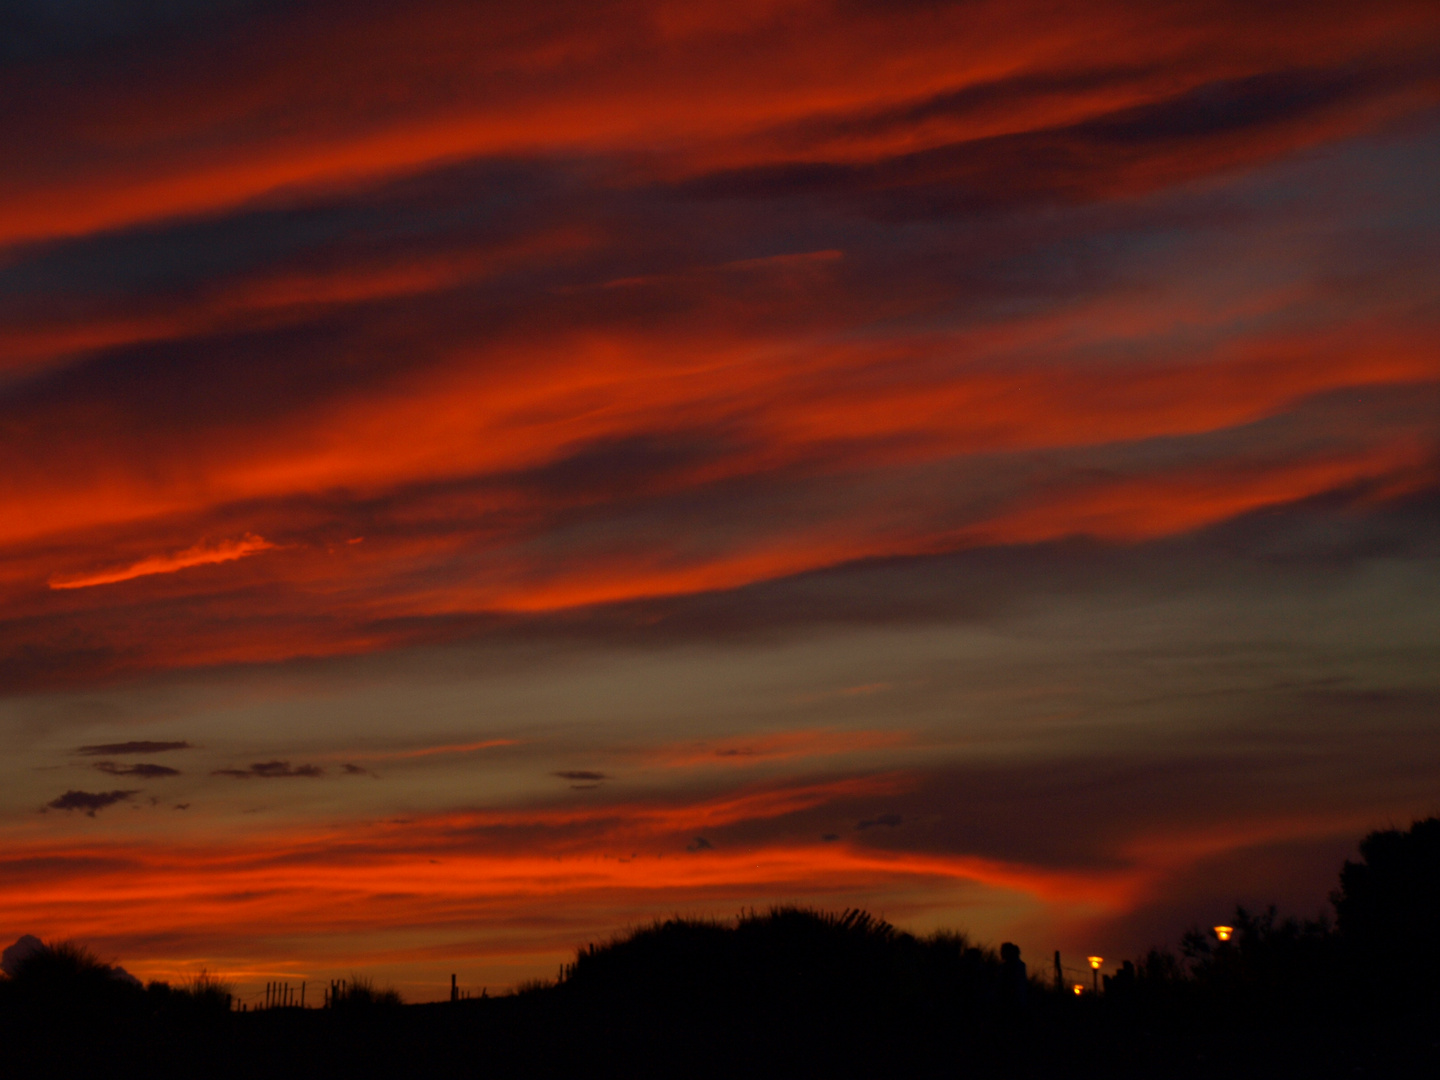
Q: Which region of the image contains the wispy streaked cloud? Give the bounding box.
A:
[49,536,277,591]
[335,739,519,763]
[648,729,913,768]
[75,742,193,756]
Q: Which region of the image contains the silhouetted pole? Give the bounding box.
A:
[1088,956,1103,995]
[301,982,306,1008]
[451,973,458,1003]
[1054,951,1062,992]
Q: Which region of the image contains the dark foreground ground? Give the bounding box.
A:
[4,987,1438,1080]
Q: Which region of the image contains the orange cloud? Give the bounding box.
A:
[48,535,278,590]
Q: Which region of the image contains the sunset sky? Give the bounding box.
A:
[2,0,1438,1003]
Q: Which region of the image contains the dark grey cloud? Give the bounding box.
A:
[1080,67,1375,144]
[554,770,607,781]
[212,760,323,779]
[814,64,1163,138]
[75,740,191,755]
[8,318,414,442]
[0,163,571,347]
[94,761,180,777]
[682,65,1403,216]
[857,814,903,830]
[0,0,274,65]
[686,837,714,852]
[516,432,741,502]
[45,789,138,816]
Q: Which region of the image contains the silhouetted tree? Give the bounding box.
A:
[1178,905,1336,1019]
[1333,815,1440,999]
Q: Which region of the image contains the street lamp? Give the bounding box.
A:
[1072,983,1084,996]
[1087,956,1103,995]
[1213,925,1233,942]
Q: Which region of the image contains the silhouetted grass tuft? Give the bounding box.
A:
[330,974,402,1009]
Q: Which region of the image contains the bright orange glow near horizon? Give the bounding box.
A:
[1,0,1438,1001]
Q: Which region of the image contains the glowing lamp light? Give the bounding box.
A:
[1086,955,1104,995]
[1072,984,1084,995]
[1214,926,1234,942]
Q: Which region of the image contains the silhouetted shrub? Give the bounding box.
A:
[558,903,1017,1053]
[145,969,235,1020]
[4,939,142,1018]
